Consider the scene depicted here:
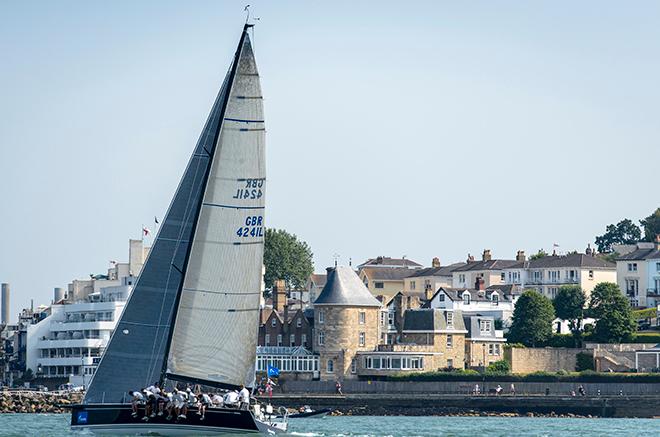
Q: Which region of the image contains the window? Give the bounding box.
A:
[500,272,505,281]
[463,293,471,305]
[351,359,357,374]
[447,359,453,368]
[380,311,385,326]
[326,359,334,373]
[359,332,366,346]
[296,318,302,328]
[318,310,325,324]
[290,334,296,346]
[655,278,660,293]
[446,312,454,327]
[628,263,638,272]
[491,293,499,305]
[438,294,445,302]
[277,334,282,346]
[271,318,277,327]
[550,271,560,282]
[626,279,639,296]
[657,262,660,272]
[359,311,366,324]
[479,320,492,334]
[488,343,501,356]
[265,334,270,346]
[549,287,558,299]
[410,281,416,290]
[588,270,594,279]
[459,274,466,284]
[446,335,453,348]
[301,334,307,346]
[388,311,395,327]
[375,282,384,289]
[318,331,325,346]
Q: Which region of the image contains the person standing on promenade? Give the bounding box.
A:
[510,383,515,396]
[335,380,343,395]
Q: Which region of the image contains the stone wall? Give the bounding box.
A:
[466,340,504,368]
[504,348,590,373]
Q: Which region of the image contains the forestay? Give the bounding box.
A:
[165,32,265,389]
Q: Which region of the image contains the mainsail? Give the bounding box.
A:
[165,28,265,388]
[84,25,262,403]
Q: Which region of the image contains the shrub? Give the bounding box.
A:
[546,334,576,348]
[486,360,510,374]
[575,352,594,371]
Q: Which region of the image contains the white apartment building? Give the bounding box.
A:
[25,239,147,387]
[503,248,616,300]
[616,240,660,308]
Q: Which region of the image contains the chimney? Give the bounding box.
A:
[432,257,441,268]
[516,250,526,262]
[273,279,287,313]
[475,277,485,291]
[1,283,9,325]
[482,249,492,261]
[376,256,384,265]
[466,254,475,263]
[655,235,660,251]
[585,244,593,256]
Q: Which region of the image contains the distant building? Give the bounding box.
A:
[452,250,518,289]
[359,267,415,299]
[427,282,519,324]
[24,239,147,388]
[503,247,616,300]
[306,273,327,307]
[357,256,422,270]
[463,314,506,368]
[616,238,660,307]
[403,259,466,299]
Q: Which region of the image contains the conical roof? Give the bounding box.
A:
[314,266,382,307]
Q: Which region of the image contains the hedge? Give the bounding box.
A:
[388,370,660,383]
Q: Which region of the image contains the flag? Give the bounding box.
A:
[553,243,559,248]
[143,227,151,237]
[267,365,280,378]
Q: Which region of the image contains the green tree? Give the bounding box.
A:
[595,219,642,253]
[553,285,586,346]
[640,208,660,242]
[486,360,510,374]
[264,228,313,290]
[529,249,548,260]
[507,290,555,347]
[589,282,636,343]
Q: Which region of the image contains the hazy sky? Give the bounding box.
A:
[1,1,659,321]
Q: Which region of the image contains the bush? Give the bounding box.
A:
[628,332,660,343]
[486,360,510,374]
[633,308,657,319]
[576,352,595,371]
[546,334,576,348]
[504,343,526,349]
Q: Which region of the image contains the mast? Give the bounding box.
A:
[158,24,252,386]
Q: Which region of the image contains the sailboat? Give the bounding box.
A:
[70,24,288,435]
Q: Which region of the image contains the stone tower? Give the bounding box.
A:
[313,266,382,381]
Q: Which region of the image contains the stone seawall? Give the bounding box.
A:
[0,390,82,413]
[262,393,660,418]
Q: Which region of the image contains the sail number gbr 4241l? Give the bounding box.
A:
[236,215,263,238]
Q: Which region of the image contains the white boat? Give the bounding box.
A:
[71,22,286,435]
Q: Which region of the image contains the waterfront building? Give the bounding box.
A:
[314,266,382,380]
[503,247,616,300]
[616,238,660,307]
[383,290,425,344]
[451,250,518,289]
[357,256,422,270]
[463,314,506,368]
[24,239,147,387]
[402,259,466,299]
[427,282,518,324]
[358,256,422,299]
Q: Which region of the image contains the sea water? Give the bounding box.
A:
[1,414,658,436]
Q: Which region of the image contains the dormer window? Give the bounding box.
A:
[296,318,302,328]
[271,318,277,327]
[463,293,471,305]
[491,293,499,305]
